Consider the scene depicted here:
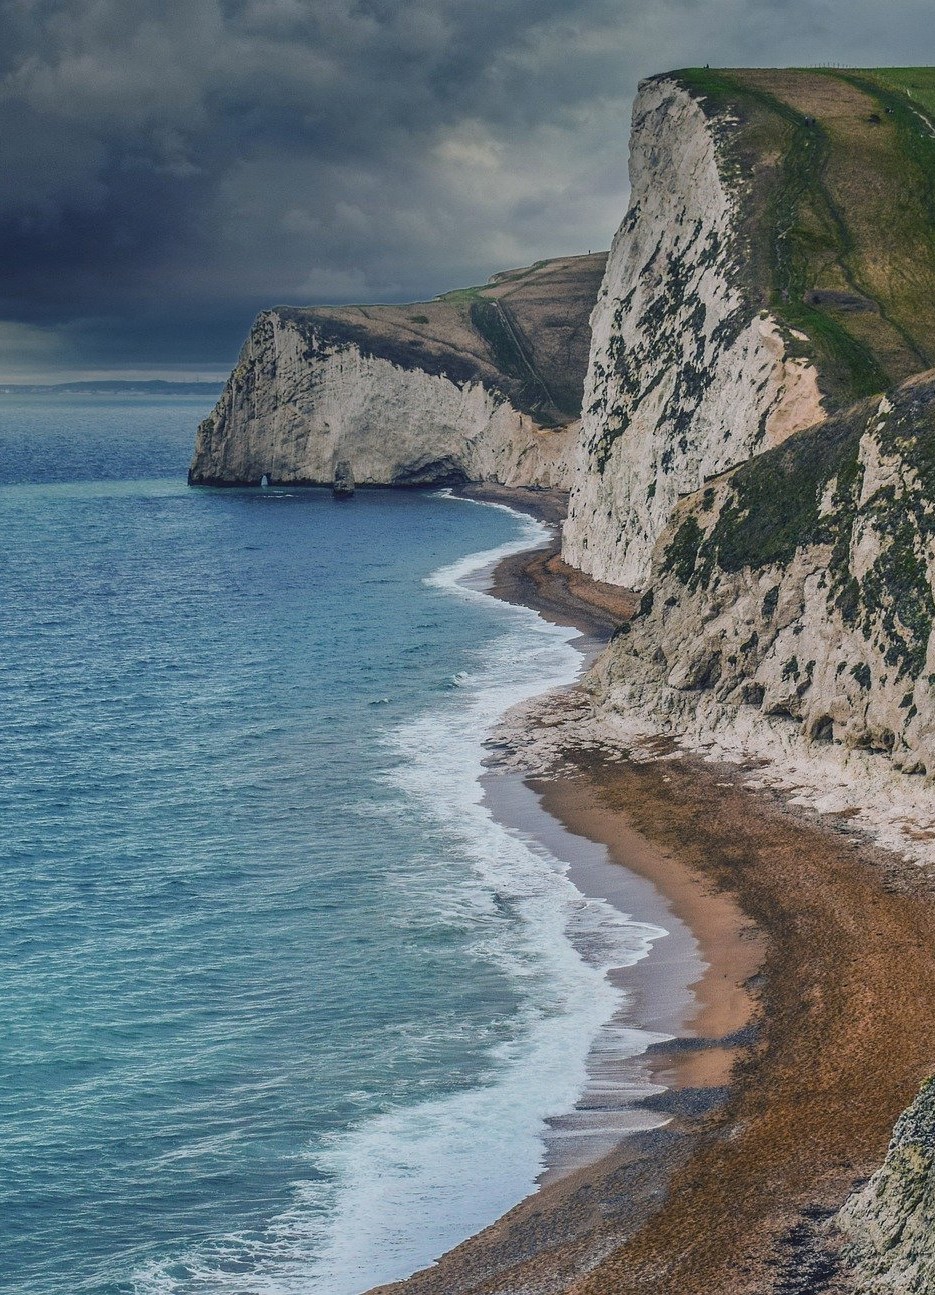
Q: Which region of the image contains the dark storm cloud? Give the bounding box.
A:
[1,0,933,376]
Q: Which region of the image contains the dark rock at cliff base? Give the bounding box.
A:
[332,461,355,498]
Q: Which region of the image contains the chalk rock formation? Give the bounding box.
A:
[594,371,935,780]
[562,75,823,588]
[835,1078,935,1293]
[189,255,606,490]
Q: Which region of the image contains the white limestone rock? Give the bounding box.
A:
[586,372,935,866]
[190,311,575,489]
[563,75,823,589]
[835,1078,935,1294]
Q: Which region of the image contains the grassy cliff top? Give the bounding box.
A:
[669,66,935,408]
[274,253,607,427]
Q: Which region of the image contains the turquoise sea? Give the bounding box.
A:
[1,396,664,1294]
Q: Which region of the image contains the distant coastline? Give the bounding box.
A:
[0,380,224,397]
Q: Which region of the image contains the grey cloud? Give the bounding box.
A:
[0,0,933,376]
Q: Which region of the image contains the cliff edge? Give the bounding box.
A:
[564,67,935,587]
[189,254,606,489]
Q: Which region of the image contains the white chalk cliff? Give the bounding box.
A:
[190,254,606,490]
[191,311,571,489]
[565,70,935,822]
[592,372,935,803]
[562,76,823,589]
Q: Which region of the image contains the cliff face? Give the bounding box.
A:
[594,370,935,780]
[563,76,823,588]
[558,65,935,823]
[572,66,935,1293]
[835,1078,935,1293]
[564,67,935,590]
[189,254,606,488]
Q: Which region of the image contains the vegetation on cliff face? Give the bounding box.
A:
[467,298,565,418]
[616,67,935,747]
[657,373,935,690]
[675,66,935,408]
[590,216,739,477]
[686,400,869,574]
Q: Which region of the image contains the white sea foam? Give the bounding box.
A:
[132,498,670,1295]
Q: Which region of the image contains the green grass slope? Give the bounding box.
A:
[275,253,606,427]
[674,66,935,408]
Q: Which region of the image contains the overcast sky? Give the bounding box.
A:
[2,0,934,379]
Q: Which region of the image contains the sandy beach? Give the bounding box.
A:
[482,770,763,1179]
[368,486,935,1295]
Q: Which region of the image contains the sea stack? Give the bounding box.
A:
[331,459,355,498]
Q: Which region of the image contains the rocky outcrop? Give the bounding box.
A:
[189,254,606,489]
[562,75,823,589]
[592,371,935,784]
[331,459,354,498]
[835,1078,935,1293]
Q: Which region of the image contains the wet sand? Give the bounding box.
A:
[474,776,749,1197]
[532,775,764,1090]
[370,486,935,1295]
[456,482,638,638]
[548,750,935,1295]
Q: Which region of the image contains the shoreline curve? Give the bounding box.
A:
[368,482,935,1295]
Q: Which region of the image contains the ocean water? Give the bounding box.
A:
[1,396,665,1295]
